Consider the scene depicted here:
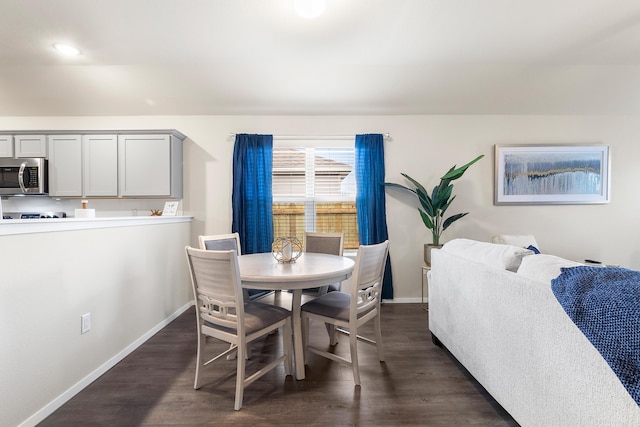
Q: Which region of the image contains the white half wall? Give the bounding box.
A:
[0,219,192,427]
[1,115,638,304]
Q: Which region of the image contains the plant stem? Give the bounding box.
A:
[432,210,441,245]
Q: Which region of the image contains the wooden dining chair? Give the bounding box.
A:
[303,231,344,296]
[300,240,389,385]
[185,246,293,410]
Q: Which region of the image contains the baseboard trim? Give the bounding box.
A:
[18,302,194,427]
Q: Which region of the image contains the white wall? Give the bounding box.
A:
[2,115,638,303]
[0,220,192,427]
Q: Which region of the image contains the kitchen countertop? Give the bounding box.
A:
[0,215,193,236]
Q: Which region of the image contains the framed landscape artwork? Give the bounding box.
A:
[494,144,610,205]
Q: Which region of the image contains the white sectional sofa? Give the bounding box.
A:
[428,239,640,427]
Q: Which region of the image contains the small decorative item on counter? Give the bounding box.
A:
[272,236,303,263]
[150,209,163,216]
[75,199,95,218]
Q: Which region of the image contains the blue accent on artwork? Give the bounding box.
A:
[552,266,640,406]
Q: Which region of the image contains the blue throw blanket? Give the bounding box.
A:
[552,266,640,406]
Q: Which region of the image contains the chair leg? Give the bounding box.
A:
[283,320,293,376]
[234,341,247,411]
[349,331,360,385]
[302,315,310,364]
[194,333,204,389]
[374,313,385,362]
[326,323,338,346]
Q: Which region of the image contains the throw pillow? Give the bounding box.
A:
[493,234,540,252]
[526,245,541,254]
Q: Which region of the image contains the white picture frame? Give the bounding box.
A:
[162,201,180,216]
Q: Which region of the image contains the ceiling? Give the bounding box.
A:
[2,0,640,116]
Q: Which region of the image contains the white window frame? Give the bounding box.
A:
[272,139,356,236]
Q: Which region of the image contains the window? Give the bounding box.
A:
[272,141,359,249]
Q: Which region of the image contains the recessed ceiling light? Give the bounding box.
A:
[294,0,326,19]
[53,43,82,56]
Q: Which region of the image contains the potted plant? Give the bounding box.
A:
[385,154,484,265]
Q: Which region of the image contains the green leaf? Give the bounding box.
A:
[383,182,417,195]
[442,212,469,230]
[400,173,429,196]
[430,185,439,206]
[432,184,453,209]
[440,155,484,181]
[439,194,456,215]
[419,210,435,230]
[417,190,434,216]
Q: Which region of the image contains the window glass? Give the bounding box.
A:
[273,145,359,249]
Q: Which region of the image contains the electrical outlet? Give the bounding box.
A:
[81,313,91,334]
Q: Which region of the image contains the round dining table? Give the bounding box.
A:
[238,252,355,380]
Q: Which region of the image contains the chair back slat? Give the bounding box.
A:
[351,241,389,315]
[186,247,244,332]
[356,281,381,314]
[196,289,238,330]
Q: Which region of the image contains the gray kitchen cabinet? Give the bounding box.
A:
[0,134,47,158]
[15,135,47,157]
[83,135,118,196]
[118,134,183,198]
[47,135,82,197]
[16,130,183,198]
[48,134,118,197]
[0,135,13,157]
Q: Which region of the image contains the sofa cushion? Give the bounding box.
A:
[441,238,533,272]
[493,234,540,251]
[517,253,583,283]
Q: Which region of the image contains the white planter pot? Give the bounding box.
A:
[424,243,443,267]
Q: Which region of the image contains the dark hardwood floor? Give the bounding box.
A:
[39,302,517,426]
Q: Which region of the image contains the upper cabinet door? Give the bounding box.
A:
[83,135,118,197]
[118,134,172,197]
[0,135,13,157]
[48,135,82,197]
[15,135,47,157]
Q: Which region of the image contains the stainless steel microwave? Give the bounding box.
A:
[0,158,48,195]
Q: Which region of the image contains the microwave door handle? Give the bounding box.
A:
[18,162,27,193]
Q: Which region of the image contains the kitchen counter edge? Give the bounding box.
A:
[0,215,193,236]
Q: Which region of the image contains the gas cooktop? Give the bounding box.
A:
[3,211,67,219]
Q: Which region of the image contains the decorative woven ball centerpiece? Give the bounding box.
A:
[272,236,303,263]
